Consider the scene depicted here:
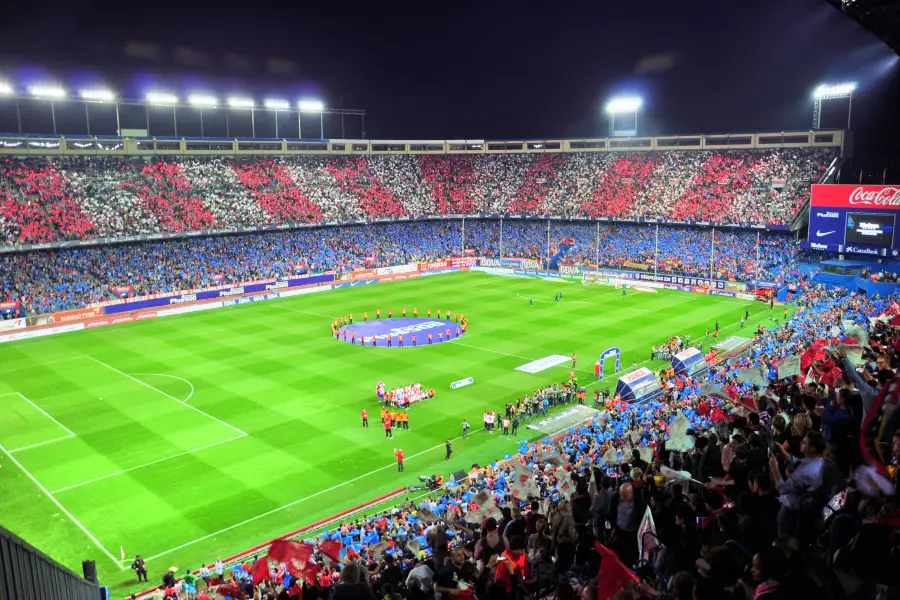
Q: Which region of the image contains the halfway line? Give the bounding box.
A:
[86,356,247,437]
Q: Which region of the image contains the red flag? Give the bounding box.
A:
[268,540,314,576]
[250,557,269,585]
[214,582,245,600]
[302,562,321,585]
[710,407,726,422]
[318,539,343,564]
[594,542,638,600]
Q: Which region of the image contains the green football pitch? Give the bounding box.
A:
[0,271,770,595]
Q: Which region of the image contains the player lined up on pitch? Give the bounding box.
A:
[331,309,468,346]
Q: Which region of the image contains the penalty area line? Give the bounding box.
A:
[0,440,126,569]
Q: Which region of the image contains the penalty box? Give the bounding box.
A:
[0,355,245,496]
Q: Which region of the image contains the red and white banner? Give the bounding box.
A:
[49,306,104,323]
[450,257,477,268]
[419,260,452,271]
[811,185,900,209]
[0,318,25,332]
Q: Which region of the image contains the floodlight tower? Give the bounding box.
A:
[812,82,856,130]
[605,96,642,137]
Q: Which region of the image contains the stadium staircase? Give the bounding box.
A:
[791,155,842,233]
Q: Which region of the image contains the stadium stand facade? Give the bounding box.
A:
[0,131,838,317]
[0,525,101,600]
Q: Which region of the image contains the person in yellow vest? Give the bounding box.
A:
[427,308,432,318]
[364,311,368,322]
[402,308,407,317]
[376,308,381,318]
[413,307,418,317]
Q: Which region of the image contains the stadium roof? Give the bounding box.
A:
[827,0,900,56]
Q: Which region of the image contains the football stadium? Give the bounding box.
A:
[1,3,900,600]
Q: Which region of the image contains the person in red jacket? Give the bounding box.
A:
[361,408,368,427]
[394,448,404,471]
[384,416,393,438]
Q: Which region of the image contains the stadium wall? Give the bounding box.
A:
[0,130,843,158]
[0,261,471,344]
[0,215,790,255]
[0,525,100,600]
[130,487,407,599]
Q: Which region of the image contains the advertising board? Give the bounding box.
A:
[809,186,900,255]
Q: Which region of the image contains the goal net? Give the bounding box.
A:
[582,272,628,288]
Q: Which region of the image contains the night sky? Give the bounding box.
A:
[1,0,898,167]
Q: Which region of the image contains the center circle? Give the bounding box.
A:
[337,318,465,347]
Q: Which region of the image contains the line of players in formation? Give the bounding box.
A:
[330,308,468,346]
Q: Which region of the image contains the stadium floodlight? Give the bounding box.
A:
[264,98,290,110]
[227,96,255,108]
[29,85,66,99]
[0,81,12,95]
[605,96,642,137]
[605,96,643,114]
[813,82,857,99]
[297,99,325,113]
[146,92,178,105]
[812,81,857,129]
[188,94,217,107]
[79,89,116,102]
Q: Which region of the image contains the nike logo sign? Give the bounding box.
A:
[816,230,836,237]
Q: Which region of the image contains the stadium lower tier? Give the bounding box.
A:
[0,148,833,245]
[0,220,800,316]
[4,277,894,599]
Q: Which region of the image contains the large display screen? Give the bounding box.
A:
[845,212,895,247]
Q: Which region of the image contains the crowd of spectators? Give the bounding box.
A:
[133,285,900,600]
[863,269,900,284]
[0,149,832,245]
[0,220,803,316]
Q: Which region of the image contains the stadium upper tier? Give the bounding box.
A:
[0,146,835,246]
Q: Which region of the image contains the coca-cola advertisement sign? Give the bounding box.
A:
[812,185,900,209]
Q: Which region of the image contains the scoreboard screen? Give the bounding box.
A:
[845,212,895,247]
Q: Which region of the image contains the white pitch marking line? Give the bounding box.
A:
[8,435,75,454]
[16,392,76,437]
[0,440,125,569]
[86,355,247,437]
[131,373,195,404]
[51,434,247,494]
[143,428,486,564]
[0,355,86,375]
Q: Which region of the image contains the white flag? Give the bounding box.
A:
[701,384,731,401]
[777,355,801,379]
[601,446,620,465]
[637,506,657,560]
[511,461,539,500]
[638,447,654,464]
[665,411,695,452]
[536,450,565,466]
[737,367,767,387]
[554,467,575,500]
[660,465,694,482]
[417,507,441,523]
[369,540,391,556]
